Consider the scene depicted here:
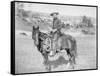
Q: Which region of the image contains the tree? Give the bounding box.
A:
[81,16,94,28]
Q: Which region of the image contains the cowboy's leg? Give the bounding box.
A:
[55,37,62,53]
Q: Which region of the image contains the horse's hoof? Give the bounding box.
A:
[72,66,74,69]
[46,66,51,72]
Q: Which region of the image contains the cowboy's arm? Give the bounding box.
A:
[57,19,63,29]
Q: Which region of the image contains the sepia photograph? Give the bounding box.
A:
[12,1,97,74]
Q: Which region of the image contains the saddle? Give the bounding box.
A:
[48,29,63,56]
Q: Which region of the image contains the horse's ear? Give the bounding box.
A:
[33,26,35,30]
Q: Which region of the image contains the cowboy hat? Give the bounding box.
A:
[50,12,59,16]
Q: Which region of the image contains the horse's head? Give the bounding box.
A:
[32,26,39,46]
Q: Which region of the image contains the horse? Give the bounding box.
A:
[32,26,77,71]
[32,26,52,71]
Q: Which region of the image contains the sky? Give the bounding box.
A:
[17,2,96,18]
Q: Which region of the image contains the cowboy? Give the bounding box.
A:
[48,12,64,56]
[50,12,63,34]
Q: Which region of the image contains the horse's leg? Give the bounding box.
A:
[65,48,71,59]
[42,53,48,64]
[65,48,75,69]
[69,37,77,65]
[69,50,76,68]
[69,54,76,69]
[44,56,51,72]
[68,44,77,69]
[42,53,52,72]
[66,37,77,69]
[70,56,76,69]
[45,65,51,72]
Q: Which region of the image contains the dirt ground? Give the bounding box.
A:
[15,32,97,74]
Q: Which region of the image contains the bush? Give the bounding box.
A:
[79,16,94,28]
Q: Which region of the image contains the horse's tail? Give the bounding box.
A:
[71,38,77,57]
[66,36,77,65]
[67,35,77,58]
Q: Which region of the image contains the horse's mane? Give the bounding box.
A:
[39,32,49,40]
